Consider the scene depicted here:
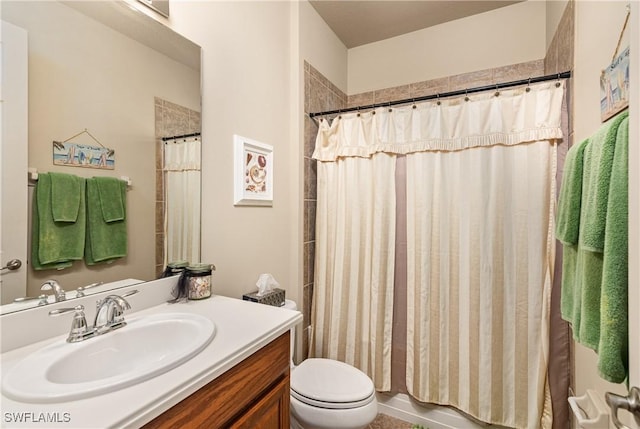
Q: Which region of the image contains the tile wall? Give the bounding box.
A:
[154,97,201,277]
[302,61,347,360]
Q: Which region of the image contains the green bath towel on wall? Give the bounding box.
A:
[85,177,128,265]
[597,116,629,383]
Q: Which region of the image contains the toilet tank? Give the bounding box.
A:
[282,299,297,367]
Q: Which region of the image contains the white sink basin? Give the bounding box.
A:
[2,312,215,403]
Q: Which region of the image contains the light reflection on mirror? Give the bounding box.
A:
[0,1,201,313]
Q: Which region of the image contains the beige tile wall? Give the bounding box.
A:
[154,97,201,277]
[347,58,545,108]
[303,61,347,360]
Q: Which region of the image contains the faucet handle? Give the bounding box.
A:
[121,289,139,299]
[76,281,104,297]
[49,305,94,343]
[14,294,49,306]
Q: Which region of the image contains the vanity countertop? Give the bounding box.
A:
[0,295,302,428]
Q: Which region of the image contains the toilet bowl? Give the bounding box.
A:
[283,300,378,429]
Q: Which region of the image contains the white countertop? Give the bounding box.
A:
[0,295,302,428]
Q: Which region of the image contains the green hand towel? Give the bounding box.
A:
[96,177,125,222]
[31,173,85,270]
[558,138,589,325]
[556,138,590,245]
[50,172,81,222]
[85,177,127,265]
[597,116,629,383]
[575,111,628,350]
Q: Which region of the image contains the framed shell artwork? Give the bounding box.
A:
[233,135,273,206]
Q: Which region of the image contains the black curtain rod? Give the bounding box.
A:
[162,132,201,142]
[309,71,572,119]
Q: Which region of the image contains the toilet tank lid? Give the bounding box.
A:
[291,358,375,405]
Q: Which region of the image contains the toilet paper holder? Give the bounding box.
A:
[568,390,610,428]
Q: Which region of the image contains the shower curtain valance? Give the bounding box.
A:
[312,81,565,162]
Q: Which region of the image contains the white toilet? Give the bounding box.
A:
[283,300,378,429]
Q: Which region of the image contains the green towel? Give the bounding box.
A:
[557,138,589,325]
[85,177,127,265]
[597,116,629,383]
[50,172,81,222]
[575,111,628,349]
[96,177,125,222]
[580,111,628,252]
[556,138,590,245]
[31,173,85,270]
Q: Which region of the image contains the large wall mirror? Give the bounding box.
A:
[0,1,201,312]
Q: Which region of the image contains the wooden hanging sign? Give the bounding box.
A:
[600,45,630,122]
[52,129,115,170]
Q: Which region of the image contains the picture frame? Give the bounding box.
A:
[233,135,273,206]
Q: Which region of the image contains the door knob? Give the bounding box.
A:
[0,259,22,271]
[606,387,640,429]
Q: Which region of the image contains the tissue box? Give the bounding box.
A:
[242,288,285,307]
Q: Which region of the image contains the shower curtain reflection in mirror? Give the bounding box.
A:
[163,137,201,265]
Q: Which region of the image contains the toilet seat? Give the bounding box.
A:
[291,358,375,410]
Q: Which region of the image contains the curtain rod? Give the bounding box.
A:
[161,132,201,142]
[308,71,572,119]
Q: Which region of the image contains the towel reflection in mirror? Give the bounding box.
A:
[31,173,128,270]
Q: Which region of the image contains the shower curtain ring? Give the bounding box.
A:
[436,94,441,105]
[526,77,531,92]
[464,89,470,102]
[494,84,500,97]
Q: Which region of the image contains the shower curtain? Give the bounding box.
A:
[312,81,564,428]
[163,137,201,265]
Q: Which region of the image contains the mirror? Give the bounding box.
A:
[0,1,201,312]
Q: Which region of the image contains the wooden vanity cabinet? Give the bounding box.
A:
[144,332,290,429]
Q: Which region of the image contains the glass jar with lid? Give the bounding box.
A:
[185,263,215,300]
[160,260,189,278]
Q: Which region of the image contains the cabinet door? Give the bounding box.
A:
[230,377,289,429]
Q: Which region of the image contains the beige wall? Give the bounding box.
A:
[299,0,348,94]
[347,1,546,95]
[169,2,298,302]
[546,0,570,51]
[572,0,630,408]
[2,1,199,296]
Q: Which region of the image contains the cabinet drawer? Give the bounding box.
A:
[144,332,290,428]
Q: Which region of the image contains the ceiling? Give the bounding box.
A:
[309,1,523,48]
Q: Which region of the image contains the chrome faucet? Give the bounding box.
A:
[40,280,66,302]
[49,290,138,342]
[93,293,133,333]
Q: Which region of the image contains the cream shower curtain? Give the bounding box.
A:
[310,115,397,390]
[312,81,564,428]
[163,137,201,265]
[406,143,556,428]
